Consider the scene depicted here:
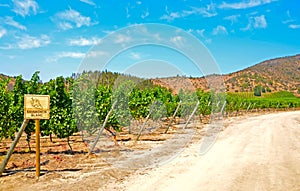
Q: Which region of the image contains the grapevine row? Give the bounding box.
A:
[0,71,300,150]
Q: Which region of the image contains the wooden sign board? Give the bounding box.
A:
[24,95,50,119]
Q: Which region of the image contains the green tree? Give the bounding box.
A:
[254,86,262,97]
[0,78,14,140]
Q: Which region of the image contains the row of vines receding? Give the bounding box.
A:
[1,71,300,150]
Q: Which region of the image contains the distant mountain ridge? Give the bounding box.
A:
[152,54,300,95]
[224,54,300,94]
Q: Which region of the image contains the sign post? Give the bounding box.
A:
[35,119,40,177]
[24,95,50,177]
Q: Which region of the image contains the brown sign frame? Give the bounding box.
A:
[24,94,50,120]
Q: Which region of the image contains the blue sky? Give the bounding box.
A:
[0,0,299,81]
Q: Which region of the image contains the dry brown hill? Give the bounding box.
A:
[0,73,16,90]
[152,54,300,95]
[0,73,10,79]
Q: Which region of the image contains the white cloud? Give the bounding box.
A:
[171,36,183,43]
[219,0,276,10]
[69,37,102,46]
[47,52,86,62]
[282,10,295,24]
[47,50,106,62]
[224,14,240,24]
[289,24,300,29]
[160,12,180,22]
[12,0,38,17]
[241,23,251,31]
[212,25,228,35]
[0,4,9,7]
[129,52,141,60]
[141,9,149,19]
[86,51,108,58]
[0,28,7,39]
[205,39,212,44]
[160,3,217,21]
[170,36,185,47]
[0,44,14,50]
[254,15,267,28]
[242,15,267,31]
[186,29,193,33]
[58,22,73,30]
[126,6,130,18]
[190,3,218,18]
[17,34,50,49]
[194,29,211,44]
[196,29,205,38]
[53,8,97,30]
[114,34,131,44]
[102,30,114,35]
[79,0,96,6]
[58,52,85,59]
[3,16,27,30]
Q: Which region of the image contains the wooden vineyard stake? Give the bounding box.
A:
[0,119,29,176]
[276,103,280,111]
[208,101,211,107]
[136,104,155,141]
[287,103,291,111]
[236,102,243,116]
[220,101,226,116]
[89,101,117,154]
[183,101,199,130]
[251,103,256,112]
[216,101,220,108]
[246,103,252,113]
[165,100,182,134]
[243,102,247,113]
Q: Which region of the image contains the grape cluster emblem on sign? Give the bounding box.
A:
[24,95,50,119]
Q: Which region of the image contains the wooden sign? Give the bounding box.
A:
[24,95,50,119]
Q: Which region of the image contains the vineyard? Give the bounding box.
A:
[0,71,300,189]
[1,71,300,149]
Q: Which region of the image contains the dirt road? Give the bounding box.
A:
[112,111,300,191]
[1,111,299,191]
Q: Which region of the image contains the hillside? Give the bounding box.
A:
[0,73,10,80]
[152,54,300,95]
[0,73,16,90]
[225,54,300,93]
